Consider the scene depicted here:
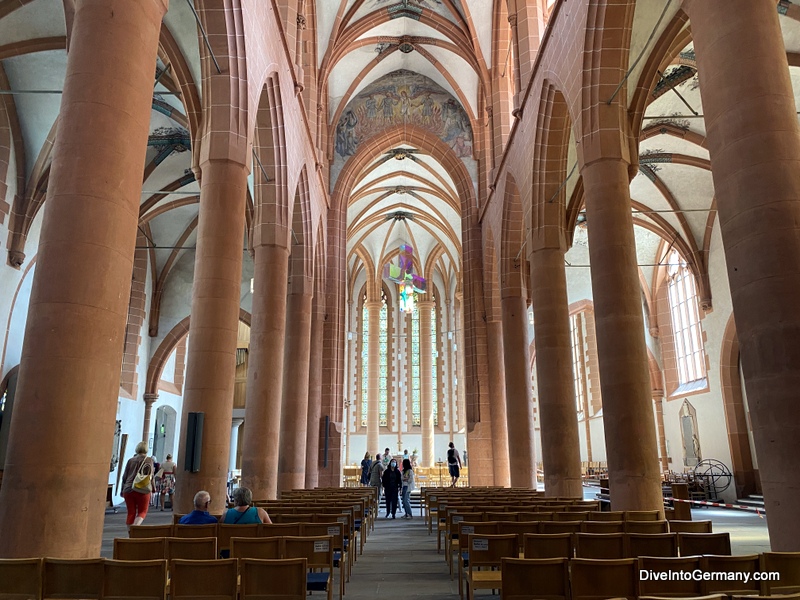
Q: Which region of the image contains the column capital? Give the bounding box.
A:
[143,393,159,404]
[416,300,435,310]
[231,417,244,428]
[364,300,383,310]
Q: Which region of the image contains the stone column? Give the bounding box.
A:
[142,393,159,444]
[529,246,583,497]
[653,396,669,473]
[0,0,167,559]
[455,294,467,431]
[687,0,800,549]
[241,244,290,500]
[278,287,313,493]
[501,294,537,488]
[418,301,435,467]
[581,157,662,514]
[445,299,457,434]
[305,292,325,488]
[229,418,243,472]
[365,300,382,455]
[174,158,248,514]
[486,320,511,486]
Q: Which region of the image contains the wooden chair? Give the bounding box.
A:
[625,510,662,521]
[570,558,639,600]
[112,537,166,561]
[102,559,166,600]
[274,513,315,524]
[169,559,238,600]
[129,524,173,539]
[626,520,669,534]
[302,523,347,597]
[172,514,186,525]
[641,595,727,600]
[540,520,582,535]
[464,534,519,600]
[240,558,307,600]
[574,533,626,559]
[261,523,303,538]
[231,537,282,560]
[457,522,499,597]
[42,558,104,600]
[446,513,484,576]
[638,556,703,598]
[165,537,217,561]
[626,533,678,558]
[581,520,624,534]
[760,552,800,594]
[589,511,625,521]
[172,523,218,539]
[283,536,335,600]
[498,521,540,547]
[555,511,588,522]
[523,533,573,559]
[678,533,731,556]
[501,557,569,600]
[701,555,761,596]
[217,523,259,558]
[0,557,41,600]
[669,520,712,534]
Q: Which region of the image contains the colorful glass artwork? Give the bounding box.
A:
[383,244,426,313]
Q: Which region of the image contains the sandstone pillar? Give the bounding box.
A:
[485,320,511,486]
[229,418,243,472]
[529,246,583,497]
[0,0,167,558]
[305,291,324,488]
[418,300,435,467]
[174,158,248,514]
[687,0,800,550]
[142,393,159,443]
[240,244,290,500]
[581,158,663,514]
[278,288,313,493]
[501,294,537,488]
[365,300,382,455]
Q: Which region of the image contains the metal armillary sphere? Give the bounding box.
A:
[693,458,733,498]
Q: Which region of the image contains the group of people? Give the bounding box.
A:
[358,442,462,519]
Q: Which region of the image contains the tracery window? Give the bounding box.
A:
[360,290,389,427]
[360,295,369,427]
[409,298,438,427]
[570,313,587,418]
[666,250,706,385]
[431,302,438,426]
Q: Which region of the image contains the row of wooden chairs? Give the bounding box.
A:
[497,555,800,600]
[0,556,308,600]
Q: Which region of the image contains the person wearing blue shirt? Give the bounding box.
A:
[178,490,218,524]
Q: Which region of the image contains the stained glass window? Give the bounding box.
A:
[379,290,388,426]
[431,304,438,426]
[361,297,368,428]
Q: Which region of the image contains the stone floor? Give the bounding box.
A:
[101,491,770,599]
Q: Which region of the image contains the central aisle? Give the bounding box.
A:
[347,514,460,600]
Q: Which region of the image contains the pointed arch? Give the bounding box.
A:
[500,172,526,298]
[289,165,314,295]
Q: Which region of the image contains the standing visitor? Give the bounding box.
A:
[360,452,372,486]
[447,442,462,487]
[382,448,392,466]
[121,442,154,533]
[157,453,176,511]
[369,453,385,499]
[382,459,403,518]
[401,458,415,519]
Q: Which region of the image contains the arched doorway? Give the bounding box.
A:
[152,405,177,462]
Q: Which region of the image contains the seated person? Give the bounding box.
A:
[178,490,218,524]
[221,487,271,524]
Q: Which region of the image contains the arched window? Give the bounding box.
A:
[360,289,389,427]
[570,312,587,418]
[667,250,707,385]
[410,297,438,427]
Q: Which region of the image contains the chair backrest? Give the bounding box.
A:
[669,520,712,534]
[449,512,483,538]
[731,595,800,600]
[169,559,238,600]
[501,557,569,600]
[625,520,669,534]
[678,533,731,556]
[0,558,42,599]
[283,536,334,571]
[103,559,167,600]
[625,510,661,521]
[301,523,344,551]
[540,521,582,535]
[555,511,588,522]
[459,521,498,539]
[172,514,186,525]
[240,558,307,600]
[466,533,519,572]
[638,555,703,597]
[485,511,518,522]
[217,523,259,556]
[112,537,166,561]
[582,521,624,534]
[274,513,314,524]
[166,537,217,561]
[261,523,303,538]
[231,537,282,560]
[701,555,761,595]
[761,552,800,594]
[523,533,573,559]
[626,533,678,558]
[574,533,626,559]
[172,523,218,539]
[498,521,540,545]
[589,511,625,522]
[129,524,173,539]
[570,558,639,600]
[42,558,104,599]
